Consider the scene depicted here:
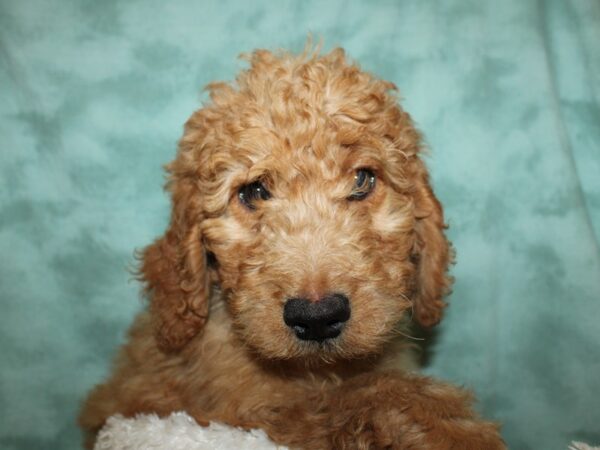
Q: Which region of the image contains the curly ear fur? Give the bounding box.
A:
[411,162,453,327]
[139,175,209,352]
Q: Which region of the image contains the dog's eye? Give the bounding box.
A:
[348,169,376,201]
[238,180,271,210]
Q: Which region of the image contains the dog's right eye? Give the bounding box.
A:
[238,181,271,210]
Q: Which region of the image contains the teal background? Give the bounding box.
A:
[1,1,599,449]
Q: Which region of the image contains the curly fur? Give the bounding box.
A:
[79,46,505,449]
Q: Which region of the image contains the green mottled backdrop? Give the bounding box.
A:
[1,1,599,449]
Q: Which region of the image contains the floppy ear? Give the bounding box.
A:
[139,177,210,352]
[411,162,453,327]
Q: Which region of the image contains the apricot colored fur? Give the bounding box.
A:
[79,47,505,450]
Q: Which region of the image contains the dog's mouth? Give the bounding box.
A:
[287,333,348,363]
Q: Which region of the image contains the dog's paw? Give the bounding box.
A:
[330,406,505,450]
[328,372,506,450]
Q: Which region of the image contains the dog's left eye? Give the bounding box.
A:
[348,169,376,201]
[238,180,271,210]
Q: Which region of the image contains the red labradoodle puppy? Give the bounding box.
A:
[79,47,505,449]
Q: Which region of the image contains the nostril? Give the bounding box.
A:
[292,324,308,337]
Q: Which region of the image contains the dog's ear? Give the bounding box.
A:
[411,161,453,327]
[139,176,209,352]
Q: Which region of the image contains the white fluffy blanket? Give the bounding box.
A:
[94,412,287,450]
[570,444,600,450]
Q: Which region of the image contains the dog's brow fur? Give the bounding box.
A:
[79,46,505,450]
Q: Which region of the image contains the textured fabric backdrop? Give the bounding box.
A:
[1,1,599,449]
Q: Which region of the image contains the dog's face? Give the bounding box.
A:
[204,133,417,361]
[141,48,452,361]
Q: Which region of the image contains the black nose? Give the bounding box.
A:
[283,293,351,342]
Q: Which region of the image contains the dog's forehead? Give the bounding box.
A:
[232,120,388,186]
[226,104,392,181]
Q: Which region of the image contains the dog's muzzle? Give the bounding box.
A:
[283,293,351,342]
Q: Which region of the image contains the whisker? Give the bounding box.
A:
[393,328,425,341]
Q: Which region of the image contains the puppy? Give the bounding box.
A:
[79,46,505,450]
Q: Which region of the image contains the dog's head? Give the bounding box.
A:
[140,48,452,360]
